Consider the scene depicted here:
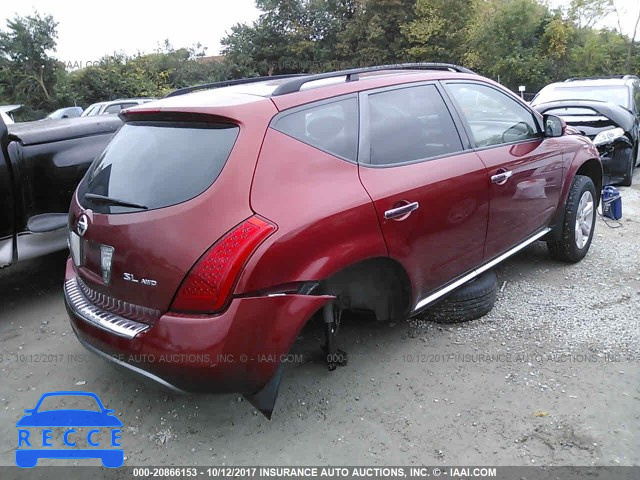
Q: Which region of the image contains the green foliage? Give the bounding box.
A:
[221,0,358,74]
[335,0,416,65]
[0,12,62,119]
[404,0,473,63]
[1,2,639,121]
[568,0,614,29]
[68,44,229,106]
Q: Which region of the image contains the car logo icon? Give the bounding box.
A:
[16,391,124,468]
[77,214,89,237]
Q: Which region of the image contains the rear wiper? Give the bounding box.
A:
[84,193,148,210]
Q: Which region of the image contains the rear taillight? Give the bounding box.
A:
[170,216,276,314]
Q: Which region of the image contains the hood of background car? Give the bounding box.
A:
[16,409,123,427]
[534,100,635,134]
[7,115,122,146]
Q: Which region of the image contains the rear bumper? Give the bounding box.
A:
[64,259,332,393]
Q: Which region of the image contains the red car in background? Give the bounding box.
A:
[64,64,602,417]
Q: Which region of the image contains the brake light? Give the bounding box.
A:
[170,216,276,313]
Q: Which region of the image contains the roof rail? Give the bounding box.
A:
[564,75,632,82]
[271,63,475,96]
[164,74,307,98]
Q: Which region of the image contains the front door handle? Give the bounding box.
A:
[491,169,513,185]
[384,201,419,220]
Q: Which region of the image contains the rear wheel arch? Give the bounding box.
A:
[319,256,412,322]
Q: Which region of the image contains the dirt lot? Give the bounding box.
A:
[1,170,639,470]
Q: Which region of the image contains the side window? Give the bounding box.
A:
[368,85,463,165]
[103,104,124,114]
[103,103,136,114]
[272,97,358,161]
[447,83,540,148]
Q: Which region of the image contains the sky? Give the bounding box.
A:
[1,0,639,68]
[1,0,262,66]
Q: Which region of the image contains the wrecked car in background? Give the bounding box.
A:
[0,115,121,268]
[532,76,640,186]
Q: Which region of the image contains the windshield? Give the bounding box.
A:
[80,121,239,213]
[36,394,102,412]
[81,104,102,117]
[533,85,630,109]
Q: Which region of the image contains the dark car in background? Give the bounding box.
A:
[0,115,121,268]
[532,75,640,186]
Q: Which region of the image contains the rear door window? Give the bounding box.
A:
[366,84,464,165]
[79,122,239,213]
[272,97,358,162]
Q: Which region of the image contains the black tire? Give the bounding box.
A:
[547,175,596,263]
[620,147,634,187]
[426,270,498,323]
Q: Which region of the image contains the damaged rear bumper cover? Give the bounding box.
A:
[64,258,333,397]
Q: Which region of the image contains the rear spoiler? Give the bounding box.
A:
[120,109,238,126]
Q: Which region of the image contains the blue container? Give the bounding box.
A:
[602,186,622,220]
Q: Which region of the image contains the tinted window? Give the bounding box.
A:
[103,103,136,114]
[273,97,358,161]
[80,122,239,213]
[448,83,540,147]
[367,85,463,165]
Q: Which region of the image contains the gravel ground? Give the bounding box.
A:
[0,170,639,473]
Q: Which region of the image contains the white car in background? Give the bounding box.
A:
[81,98,155,117]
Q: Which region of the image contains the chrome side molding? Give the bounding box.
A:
[413,228,551,312]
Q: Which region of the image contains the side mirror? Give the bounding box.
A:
[543,114,565,138]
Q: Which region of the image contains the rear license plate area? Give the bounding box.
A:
[69,232,82,266]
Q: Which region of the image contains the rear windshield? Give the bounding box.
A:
[79,121,239,213]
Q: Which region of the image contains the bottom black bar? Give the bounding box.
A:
[1,465,638,480]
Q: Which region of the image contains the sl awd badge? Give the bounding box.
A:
[123,273,157,286]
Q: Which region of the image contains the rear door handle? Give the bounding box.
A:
[491,170,513,185]
[384,201,419,220]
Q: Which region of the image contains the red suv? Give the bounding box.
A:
[65,64,602,416]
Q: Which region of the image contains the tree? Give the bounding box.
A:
[335,0,416,65]
[68,43,229,106]
[464,0,559,92]
[221,0,358,75]
[568,0,614,29]
[404,0,473,63]
[0,12,61,118]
